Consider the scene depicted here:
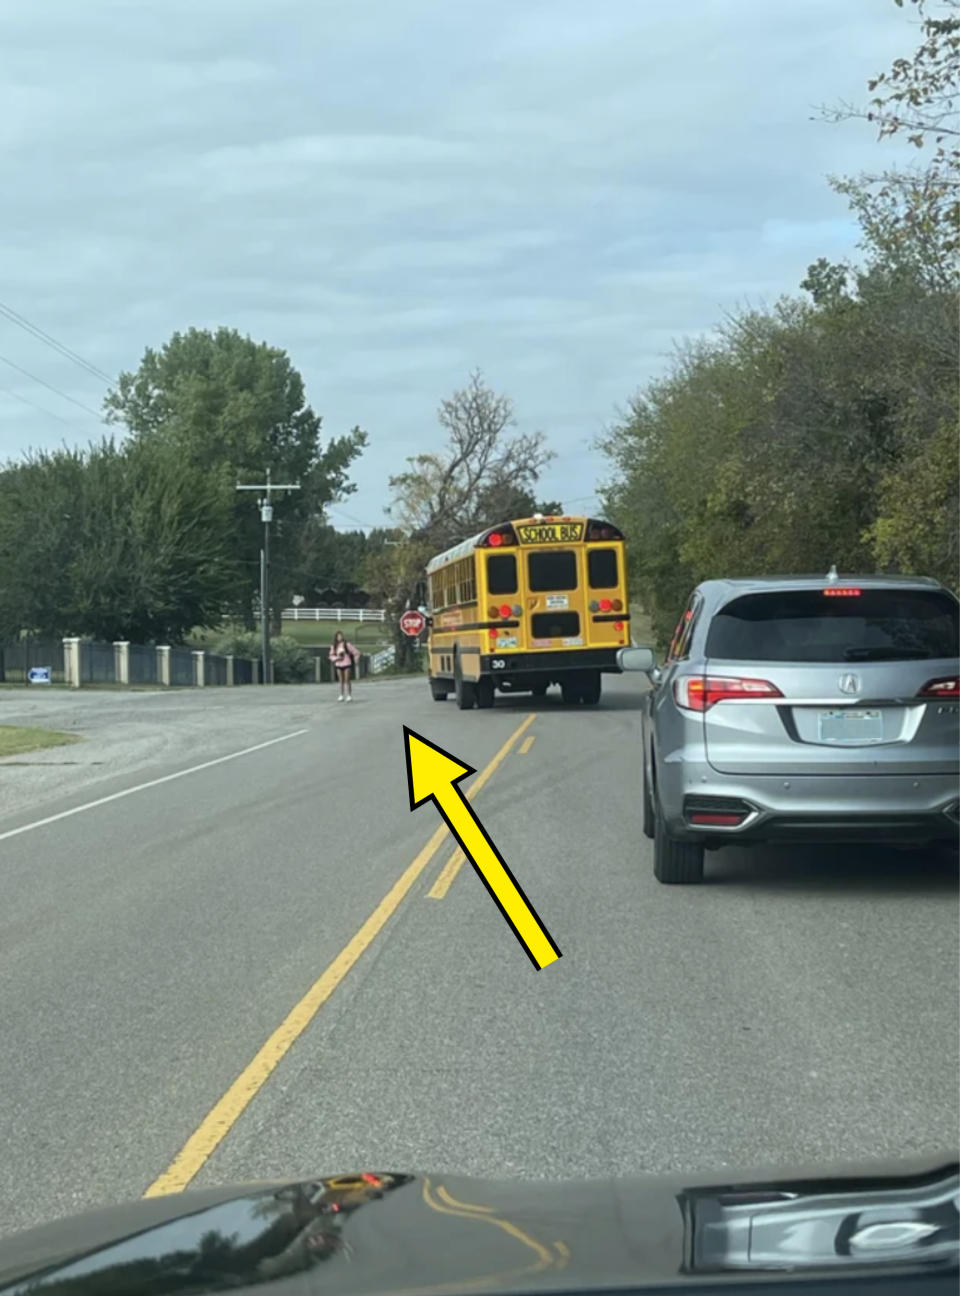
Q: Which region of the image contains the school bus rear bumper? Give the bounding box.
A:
[480,648,622,675]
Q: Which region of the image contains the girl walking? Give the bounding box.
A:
[329,631,360,702]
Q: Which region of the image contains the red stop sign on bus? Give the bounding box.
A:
[399,609,427,638]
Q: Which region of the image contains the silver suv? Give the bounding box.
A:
[619,573,959,883]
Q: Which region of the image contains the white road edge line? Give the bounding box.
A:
[0,730,309,843]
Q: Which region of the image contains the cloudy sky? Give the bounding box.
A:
[1,0,915,530]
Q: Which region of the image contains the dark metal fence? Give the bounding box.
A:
[80,641,116,684]
[1,638,321,687]
[233,656,255,685]
[0,638,66,684]
[128,644,158,684]
[205,653,227,686]
[169,648,194,686]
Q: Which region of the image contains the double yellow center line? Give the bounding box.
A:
[144,712,537,1198]
[428,724,536,900]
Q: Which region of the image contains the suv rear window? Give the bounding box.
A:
[706,589,959,663]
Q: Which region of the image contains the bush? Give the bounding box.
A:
[269,635,313,683]
[213,630,312,683]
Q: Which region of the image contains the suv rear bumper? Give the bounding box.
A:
[658,759,960,845]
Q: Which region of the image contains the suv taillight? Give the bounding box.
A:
[919,677,960,699]
[675,676,784,712]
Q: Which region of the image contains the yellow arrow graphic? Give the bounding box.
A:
[403,725,562,970]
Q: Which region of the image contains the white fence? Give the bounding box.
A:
[282,607,386,623]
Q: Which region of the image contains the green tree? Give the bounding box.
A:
[601,0,959,644]
[0,446,86,640]
[820,0,959,267]
[104,326,366,628]
[288,523,372,604]
[0,438,236,643]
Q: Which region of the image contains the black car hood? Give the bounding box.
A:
[0,1154,956,1295]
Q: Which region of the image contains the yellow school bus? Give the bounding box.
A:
[425,515,629,709]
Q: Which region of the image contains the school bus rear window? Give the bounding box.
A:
[588,549,618,588]
[529,551,577,591]
[487,553,517,595]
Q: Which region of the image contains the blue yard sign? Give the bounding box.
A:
[27,666,52,685]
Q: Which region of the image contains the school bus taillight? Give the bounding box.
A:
[499,604,512,618]
[599,598,612,611]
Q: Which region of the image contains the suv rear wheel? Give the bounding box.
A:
[653,794,704,884]
[641,757,655,840]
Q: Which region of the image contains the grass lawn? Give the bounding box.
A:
[280,620,389,648]
[0,725,82,757]
[189,620,391,651]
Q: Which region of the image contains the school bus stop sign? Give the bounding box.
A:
[399,610,427,637]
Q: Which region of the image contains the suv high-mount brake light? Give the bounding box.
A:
[919,676,960,699]
[823,587,861,597]
[675,676,784,712]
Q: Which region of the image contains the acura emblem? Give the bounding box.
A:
[838,673,861,695]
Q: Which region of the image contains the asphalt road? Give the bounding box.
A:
[0,675,957,1238]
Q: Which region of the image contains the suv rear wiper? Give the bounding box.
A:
[842,646,927,661]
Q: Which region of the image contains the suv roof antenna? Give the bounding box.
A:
[827,563,838,582]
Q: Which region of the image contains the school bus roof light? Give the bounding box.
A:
[479,525,517,548]
[585,519,624,542]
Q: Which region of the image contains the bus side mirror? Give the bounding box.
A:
[618,646,656,674]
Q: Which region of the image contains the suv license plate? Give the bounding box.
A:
[818,709,883,744]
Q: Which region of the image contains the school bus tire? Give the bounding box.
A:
[429,678,449,702]
[454,656,477,710]
[580,671,602,705]
[476,676,495,709]
[531,683,548,697]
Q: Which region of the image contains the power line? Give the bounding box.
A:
[327,505,381,531]
[0,352,103,420]
[0,298,113,384]
[0,385,77,428]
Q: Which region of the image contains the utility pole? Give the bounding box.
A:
[236,467,301,684]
